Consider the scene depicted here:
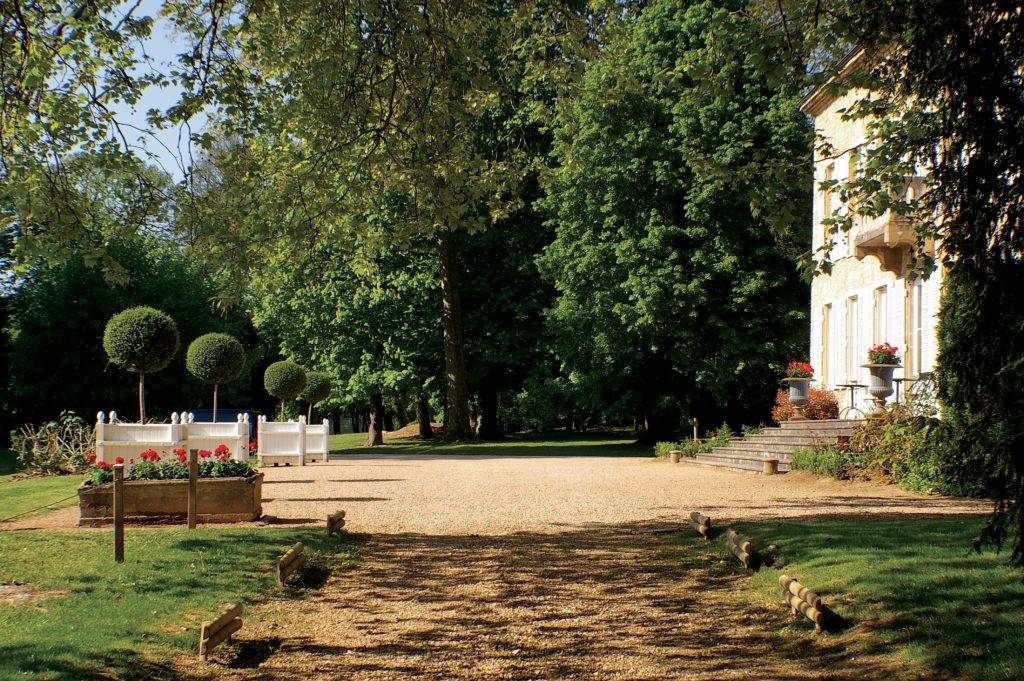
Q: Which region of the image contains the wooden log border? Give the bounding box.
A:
[199,603,243,661]
[725,529,754,570]
[276,542,306,588]
[779,574,834,631]
[689,511,712,539]
[326,510,347,538]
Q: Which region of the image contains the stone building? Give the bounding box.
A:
[800,50,941,416]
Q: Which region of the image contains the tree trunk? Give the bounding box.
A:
[213,383,219,422]
[477,380,502,440]
[366,393,385,446]
[138,372,145,423]
[307,402,313,423]
[351,414,359,433]
[279,399,285,421]
[383,411,395,432]
[394,393,407,428]
[417,393,434,439]
[439,232,473,440]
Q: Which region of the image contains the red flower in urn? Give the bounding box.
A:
[867,342,901,365]
[785,361,814,379]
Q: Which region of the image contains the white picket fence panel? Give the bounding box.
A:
[95,411,250,466]
[305,419,330,464]
[256,416,330,466]
[185,413,250,462]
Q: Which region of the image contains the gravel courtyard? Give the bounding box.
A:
[255,449,982,534]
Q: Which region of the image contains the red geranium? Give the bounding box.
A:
[785,361,814,379]
[114,455,125,465]
[173,448,187,462]
[198,449,212,459]
[248,439,258,451]
[867,342,901,365]
[214,444,230,460]
[85,451,96,463]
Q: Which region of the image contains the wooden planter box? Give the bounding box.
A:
[77,474,263,527]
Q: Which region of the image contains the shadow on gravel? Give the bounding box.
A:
[186,519,933,680]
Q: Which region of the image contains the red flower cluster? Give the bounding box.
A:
[198,449,213,459]
[867,342,900,364]
[139,449,161,462]
[248,439,258,452]
[93,460,114,470]
[214,444,231,461]
[785,361,814,379]
[85,451,96,463]
[174,448,187,462]
[114,455,125,465]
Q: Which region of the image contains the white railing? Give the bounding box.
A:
[95,411,251,465]
[256,416,330,466]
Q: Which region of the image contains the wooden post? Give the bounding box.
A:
[689,511,711,539]
[763,459,779,475]
[188,448,198,529]
[199,603,243,661]
[113,463,125,563]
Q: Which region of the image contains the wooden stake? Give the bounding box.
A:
[188,449,198,529]
[113,464,125,563]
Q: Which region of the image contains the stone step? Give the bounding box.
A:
[716,444,794,458]
[693,452,792,473]
[741,434,848,447]
[779,419,865,431]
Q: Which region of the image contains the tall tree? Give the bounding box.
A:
[540,0,811,441]
[252,236,442,446]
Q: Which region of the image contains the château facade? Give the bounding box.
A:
[801,51,941,416]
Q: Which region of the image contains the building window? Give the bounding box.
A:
[822,303,832,388]
[872,286,887,346]
[822,163,834,239]
[904,281,922,379]
[845,295,858,382]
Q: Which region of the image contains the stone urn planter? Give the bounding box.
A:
[77,473,263,527]
[782,377,812,420]
[863,364,899,416]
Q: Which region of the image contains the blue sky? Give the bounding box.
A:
[111,0,203,181]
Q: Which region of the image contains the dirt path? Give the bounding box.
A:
[191,524,898,680]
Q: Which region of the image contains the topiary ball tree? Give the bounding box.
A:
[103,306,180,422]
[299,371,332,422]
[264,360,307,420]
[186,333,246,422]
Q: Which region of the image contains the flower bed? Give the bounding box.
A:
[78,474,263,526]
[78,443,262,526]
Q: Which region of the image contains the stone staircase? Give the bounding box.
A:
[693,419,866,473]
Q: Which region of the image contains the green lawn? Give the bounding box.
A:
[0,449,84,524]
[329,430,649,457]
[0,527,359,680]
[682,515,1024,681]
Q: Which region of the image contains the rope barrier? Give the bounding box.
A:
[0,492,80,524]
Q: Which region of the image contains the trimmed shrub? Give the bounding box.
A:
[771,388,838,422]
[186,333,246,420]
[103,306,180,421]
[103,306,180,374]
[264,360,307,418]
[186,333,246,386]
[299,371,332,405]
